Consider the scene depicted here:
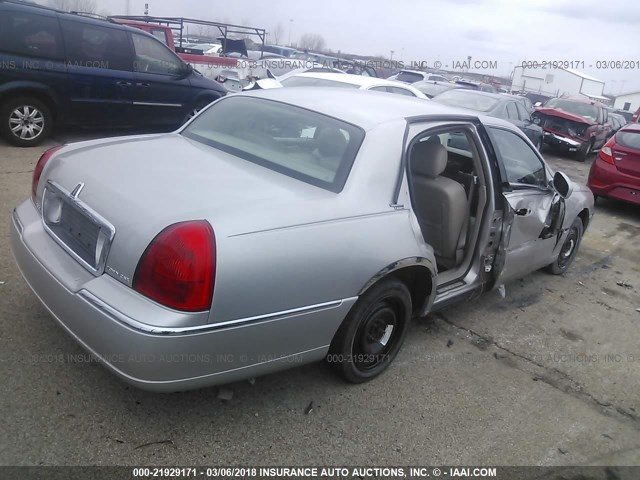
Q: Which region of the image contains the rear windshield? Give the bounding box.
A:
[182,97,365,192]
[544,99,598,121]
[280,76,359,88]
[434,90,499,112]
[616,130,640,150]
[396,71,424,83]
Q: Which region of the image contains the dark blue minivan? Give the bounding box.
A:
[0,0,227,146]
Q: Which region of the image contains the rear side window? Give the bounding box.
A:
[515,102,531,121]
[61,21,132,71]
[388,86,416,97]
[616,131,640,150]
[0,11,63,60]
[506,102,518,120]
[182,96,365,193]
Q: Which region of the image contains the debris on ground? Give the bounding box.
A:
[616,281,633,289]
[0,281,5,285]
[578,281,585,286]
[493,352,506,360]
[497,284,506,298]
[558,447,568,455]
[446,339,454,348]
[247,378,256,386]
[217,388,234,402]
[134,439,175,450]
[304,401,314,415]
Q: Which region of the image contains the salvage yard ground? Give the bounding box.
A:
[1,132,639,466]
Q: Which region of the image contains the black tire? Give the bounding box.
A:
[328,278,412,383]
[0,96,53,147]
[545,217,583,275]
[576,140,593,162]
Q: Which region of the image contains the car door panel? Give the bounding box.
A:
[486,126,564,285]
[60,20,134,126]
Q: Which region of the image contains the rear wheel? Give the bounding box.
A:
[328,278,411,383]
[545,217,583,275]
[0,96,53,147]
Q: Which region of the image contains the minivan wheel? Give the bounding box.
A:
[545,217,583,275]
[328,278,411,383]
[1,97,53,147]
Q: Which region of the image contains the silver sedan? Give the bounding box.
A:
[11,88,594,391]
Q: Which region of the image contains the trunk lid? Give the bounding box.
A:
[42,133,341,285]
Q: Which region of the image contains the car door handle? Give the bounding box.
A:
[515,208,531,216]
[116,81,132,87]
[137,82,151,87]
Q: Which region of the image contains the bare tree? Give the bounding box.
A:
[271,23,284,45]
[49,0,97,13]
[299,33,326,52]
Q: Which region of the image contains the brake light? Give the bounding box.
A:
[133,221,216,312]
[599,136,616,165]
[32,145,64,203]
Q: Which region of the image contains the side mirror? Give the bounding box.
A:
[179,63,193,77]
[552,171,574,199]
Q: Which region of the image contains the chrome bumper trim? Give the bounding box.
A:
[78,290,357,336]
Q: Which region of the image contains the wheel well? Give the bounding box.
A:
[1,89,57,119]
[388,266,433,316]
[578,208,590,230]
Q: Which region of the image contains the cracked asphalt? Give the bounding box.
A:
[1,131,639,467]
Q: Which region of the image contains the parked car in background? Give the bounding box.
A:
[453,80,497,93]
[524,92,553,107]
[432,90,543,149]
[280,72,428,98]
[411,80,465,98]
[612,109,633,124]
[186,43,222,56]
[257,44,298,57]
[532,97,610,161]
[0,1,227,146]
[588,123,640,205]
[274,65,347,81]
[12,88,593,391]
[387,70,448,84]
[605,113,626,138]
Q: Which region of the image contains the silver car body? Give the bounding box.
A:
[11,88,594,391]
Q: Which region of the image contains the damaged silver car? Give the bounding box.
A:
[11,88,594,391]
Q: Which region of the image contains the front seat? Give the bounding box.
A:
[410,141,468,269]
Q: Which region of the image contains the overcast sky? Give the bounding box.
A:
[100,0,640,94]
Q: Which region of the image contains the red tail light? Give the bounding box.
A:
[133,221,216,312]
[599,136,616,165]
[32,145,65,202]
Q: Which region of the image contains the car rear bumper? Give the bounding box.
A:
[11,200,355,391]
[588,157,640,205]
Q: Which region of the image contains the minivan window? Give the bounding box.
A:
[132,33,183,75]
[182,97,365,193]
[61,21,132,71]
[0,12,63,60]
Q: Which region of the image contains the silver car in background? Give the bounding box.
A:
[11,88,593,391]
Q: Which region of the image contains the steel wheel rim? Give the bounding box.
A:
[353,301,398,371]
[9,105,45,140]
[558,227,578,269]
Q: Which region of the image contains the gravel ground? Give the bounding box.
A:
[1,131,639,466]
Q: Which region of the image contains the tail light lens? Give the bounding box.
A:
[599,136,616,165]
[133,221,216,312]
[32,145,65,203]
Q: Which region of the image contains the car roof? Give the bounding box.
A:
[289,72,417,88]
[620,123,640,132]
[440,89,505,101]
[241,87,515,131]
[1,0,156,36]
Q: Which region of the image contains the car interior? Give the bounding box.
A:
[408,129,485,275]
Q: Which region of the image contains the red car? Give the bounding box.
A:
[533,97,610,161]
[588,123,640,205]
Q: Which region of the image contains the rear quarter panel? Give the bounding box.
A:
[208,119,434,324]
